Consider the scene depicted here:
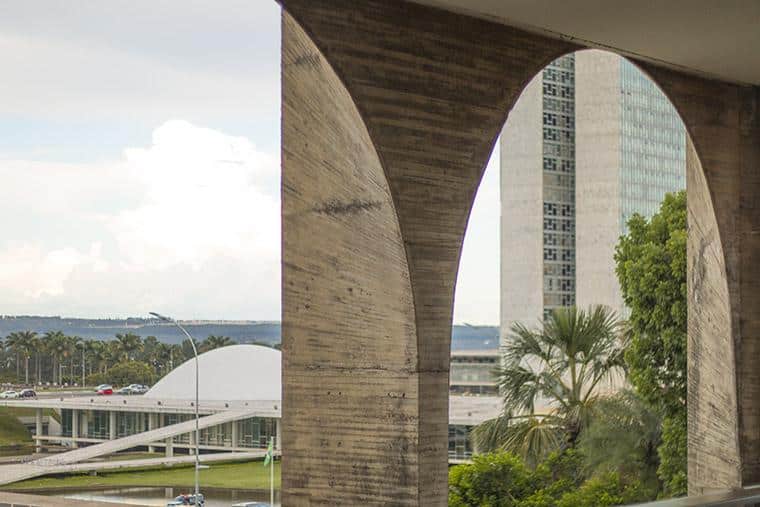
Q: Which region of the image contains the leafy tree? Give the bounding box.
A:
[449,452,533,507]
[473,306,627,464]
[577,391,661,491]
[115,333,143,361]
[657,413,687,496]
[201,335,235,352]
[96,360,155,386]
[181,338,200,361]
[555,472,649,507]
[448,450,655,507]
[615,190,686,495]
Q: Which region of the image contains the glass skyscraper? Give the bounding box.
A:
[500,50,686,344]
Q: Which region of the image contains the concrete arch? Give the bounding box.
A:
[636,63,760,493]
[280,0,759,503]
[281,10,419,505]
[281,0,575,504]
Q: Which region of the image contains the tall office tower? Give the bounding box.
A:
[500,50,685,346]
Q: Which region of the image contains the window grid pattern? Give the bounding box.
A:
[542,55,576,320]
[619,59,686,234]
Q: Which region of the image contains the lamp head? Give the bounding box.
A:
[149,312,172,323]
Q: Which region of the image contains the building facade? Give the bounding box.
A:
[500,49,686,342]
[449,349,499,396]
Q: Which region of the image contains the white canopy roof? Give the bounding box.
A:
[145,344,281,402]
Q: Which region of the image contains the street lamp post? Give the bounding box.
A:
[150,312,201,502]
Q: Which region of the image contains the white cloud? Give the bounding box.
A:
[0,120,280,319]
[0,242,107,299]
[0,118,500,324]
[112,120,279,271]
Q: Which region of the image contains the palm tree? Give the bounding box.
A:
[104,340,122,372]
[4,332,24,382]
[577,390,661,484]
[115,333,142,361]
[181,338,200,361]
[18,331,37,384]
[87,340,108,375]
[43,331,68,385]
[473,305,627,465]
[66,336,81,384]
[201,335,235,352]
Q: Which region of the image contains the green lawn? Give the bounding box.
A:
[4,460,281,491]
[0,410,32,446]
[0,406,61,451]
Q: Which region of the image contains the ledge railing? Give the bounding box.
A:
[633,486,760,507]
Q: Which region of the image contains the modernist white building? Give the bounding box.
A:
[1,344,499,466]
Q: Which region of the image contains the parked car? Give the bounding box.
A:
[115,386,133,395]
[167,493,204,506]
[0,390,18,399]
[127,384,149,394]
[95,384,113,395]
[18,389,36,398]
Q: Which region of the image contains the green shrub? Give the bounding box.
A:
[88,361,155,387]
[449,452,533,507]
[555,472,649,507]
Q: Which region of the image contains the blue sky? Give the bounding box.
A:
[0,1,500,324]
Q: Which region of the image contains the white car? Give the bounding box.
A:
[0,390,19,399]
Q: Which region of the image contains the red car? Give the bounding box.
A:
[95,384,113,395]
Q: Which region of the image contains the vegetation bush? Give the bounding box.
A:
[449,450,653,507]
[90,361,155,386]
[449,452,533,507]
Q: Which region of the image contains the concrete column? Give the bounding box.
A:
[189,430,196,455]
[231,421,239,449]
[165,438,173,458]
[275,418,281,451]
[280,1,572,504]
[71,409,79,448]
[81,410,89,439]
[109,411,116,440]
[148,413,156,453]
[35,408,42,453]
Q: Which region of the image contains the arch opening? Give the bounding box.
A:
[452,47,728,502]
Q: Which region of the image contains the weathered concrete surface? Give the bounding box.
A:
[281,0,760,502]
[281,0,574,504]
[640,64,760,493]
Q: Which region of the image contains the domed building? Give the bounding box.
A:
[6,344,283,457]
[145,344,281,402]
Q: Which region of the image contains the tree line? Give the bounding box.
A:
[0,332,275,386]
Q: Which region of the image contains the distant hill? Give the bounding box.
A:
[0,316,498,351]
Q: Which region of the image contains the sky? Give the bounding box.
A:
[0,1,500,324]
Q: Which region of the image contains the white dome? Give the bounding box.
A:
[145,344,281,401]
